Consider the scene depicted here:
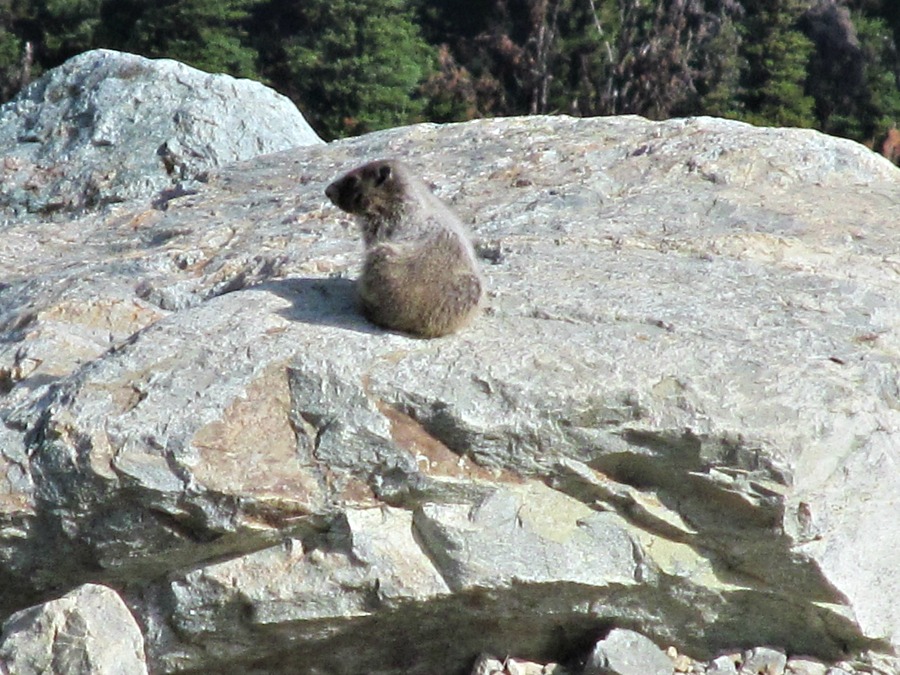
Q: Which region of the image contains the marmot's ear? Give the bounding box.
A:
[375,163,392,186]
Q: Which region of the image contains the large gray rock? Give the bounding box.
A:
[0,583,147,674]
[0,114,899,674]
[0,49,322,217]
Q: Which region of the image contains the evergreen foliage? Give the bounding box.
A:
[250,0,435,138]
[738,0,816,127]
[15,0,100,69]
[853,14,900,136]
[97,0,260,77]
[692,15,744,119]
[0,0,895,152]
[0,1,25,100]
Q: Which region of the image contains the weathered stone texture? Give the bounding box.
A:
[584,628,673,675]
[1,106,899,675]
[0,584,147,675]
[0,49,321,217]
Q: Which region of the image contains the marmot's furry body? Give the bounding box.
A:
[325,160,484,337]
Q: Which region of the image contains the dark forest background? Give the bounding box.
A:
[0,0,897,152]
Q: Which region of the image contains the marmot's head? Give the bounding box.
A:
[325,159,408,220]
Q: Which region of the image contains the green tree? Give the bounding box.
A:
[0,0,27,99]
[846,0,900,47]
[419,43,479,122]
[97,0,260,77]
[8,0,100,76]
[252,0,435,139]
[853,14,900,138]
[802,4,900,141]
[41,0,100,54]
[688,9,744,119]
[549,0,617,116]
[738,0,816,127]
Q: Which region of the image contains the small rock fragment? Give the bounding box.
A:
[667,645,696,672]
[471,654,565,675]
[472,654,506,675]
[584,628,674,675]
[785,657,827,675]
[740,647,787,675]
[508,658,551,675]
[0,583,148,675]
[708,654,740,674]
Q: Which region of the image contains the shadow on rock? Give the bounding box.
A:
[256,276,382,335]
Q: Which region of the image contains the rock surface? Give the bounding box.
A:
[1,107,899,675]
[0,49,321,218]
[739,647,787,674]
[472,653,566,674]
[0,583,147,674]
[584,628,673,675]
[707,654,740,674]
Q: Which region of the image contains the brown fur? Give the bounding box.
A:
[325,159,484,337]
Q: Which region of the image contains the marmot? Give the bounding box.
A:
[325,159,484,338]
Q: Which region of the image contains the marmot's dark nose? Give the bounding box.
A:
[325,182,338,203]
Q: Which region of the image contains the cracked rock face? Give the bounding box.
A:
[0,49,322,218]
[0,112,899,674]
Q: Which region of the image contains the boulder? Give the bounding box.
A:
[1,113,899,674]
[0,49,322,217]
[584,628,673,675]
[0,583,147,674]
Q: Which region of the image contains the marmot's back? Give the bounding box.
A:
[325,159,484,337]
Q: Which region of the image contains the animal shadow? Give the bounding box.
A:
[256,276,383,335]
